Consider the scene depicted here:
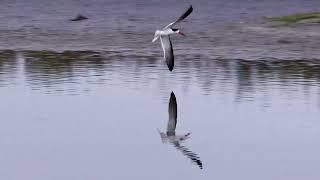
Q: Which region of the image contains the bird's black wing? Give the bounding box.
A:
[172,142,203,169]
[167,92,177,135]
[163,5,193,29]
[160,35,174,71]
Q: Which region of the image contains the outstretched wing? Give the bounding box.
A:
[163,5,193,30]
[160,35,174,71]
[172,142,203,169]
[167,92,177,135]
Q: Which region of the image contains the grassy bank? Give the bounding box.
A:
[268,12,320,25]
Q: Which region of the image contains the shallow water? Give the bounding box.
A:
[1,0,320,180]
[1,50,320,179]
[1,0,320,59]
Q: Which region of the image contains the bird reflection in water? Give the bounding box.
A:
[158,92,203,169]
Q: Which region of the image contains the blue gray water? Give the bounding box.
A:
[1,0,320,180]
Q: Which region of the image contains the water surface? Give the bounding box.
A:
[1,0,320,180]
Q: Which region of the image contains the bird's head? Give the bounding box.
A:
[171,28,185,36]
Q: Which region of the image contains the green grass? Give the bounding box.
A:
[268,12,320,24]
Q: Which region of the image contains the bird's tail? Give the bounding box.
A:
[157,128,167,143]
[152,35,160,42]
[152,31,160,42]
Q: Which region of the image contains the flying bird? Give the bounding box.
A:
[158,92,203,169]
[152,5,193,71]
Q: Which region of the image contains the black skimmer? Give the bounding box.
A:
[158,92,203,169]
[152,5,193,71]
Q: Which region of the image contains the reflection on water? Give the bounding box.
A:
[2,50,320,106]
[0,50,18,86]
[23,50,106,92]
[158,92,203,169]
[1,50,320,179]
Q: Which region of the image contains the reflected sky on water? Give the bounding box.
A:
[0,50,320,179]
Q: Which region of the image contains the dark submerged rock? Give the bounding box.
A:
[277,39,293,44]
[70,14,88,21]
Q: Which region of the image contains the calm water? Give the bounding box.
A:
[1,0,320,180]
